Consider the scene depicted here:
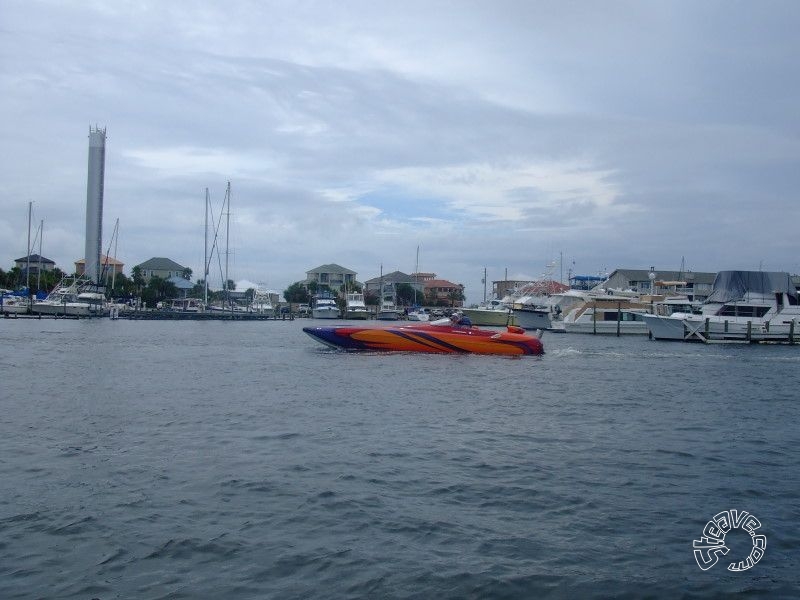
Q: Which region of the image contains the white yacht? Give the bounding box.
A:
[32,277,106,317]
[312,293,340,319]
[406,307,430,322]
[376,284,402,321]
[251,288,275,314]
[460,300,515,326]
[643,271,800,343]
[560,300,651,334]
[1,291,29,315]
[344,292,370,319]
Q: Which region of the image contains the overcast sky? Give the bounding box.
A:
[1,0,798,303]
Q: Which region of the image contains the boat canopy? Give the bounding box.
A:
[706,271,796,303]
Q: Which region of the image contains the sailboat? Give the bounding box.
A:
[376,265,401,320]
[407,246,429,321]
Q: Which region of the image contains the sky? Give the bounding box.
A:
[1,0,798,304]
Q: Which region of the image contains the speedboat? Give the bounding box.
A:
[303,320,544,355]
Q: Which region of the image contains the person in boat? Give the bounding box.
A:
[449,310,472,328]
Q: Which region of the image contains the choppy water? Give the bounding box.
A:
[1,318,798,599]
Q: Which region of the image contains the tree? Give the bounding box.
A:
[131,266,145,292]
[182,267,193,280]
[107,272,135,298]
[284,281,310,304]
[447,288,465,307]
[225,279,236,291]
[395,283,418,306]
[140,275,178,308]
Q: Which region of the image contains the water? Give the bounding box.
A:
[1,319,798,599]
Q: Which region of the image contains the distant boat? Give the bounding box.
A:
[344,292,369,319]
[32,276,106,317]
[407,307,430,322]
[251,287,275,314]
[461,300,515,327]
[377,288,402,321]
[312,293,339,319]
[643,270,800,343]
[558,299,650,335]
[1,290,29,315]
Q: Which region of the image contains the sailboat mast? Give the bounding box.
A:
[224,181,231,311]
[37,220,43,290]
[111,218,119,291]
[204,188,209,307]
[483,267,487,304]
[414,245,419,305]
[26,201,32,291]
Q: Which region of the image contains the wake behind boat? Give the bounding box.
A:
[303,315,544,355]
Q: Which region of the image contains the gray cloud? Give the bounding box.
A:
[2,1,799,302]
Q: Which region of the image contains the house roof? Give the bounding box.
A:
[306,263,356,275]
[75,254,124,266]
[136,257,187,271]
[15,254,55,265]
[363,270,414,285]
[424,279,463,289]
[166,275,194,290]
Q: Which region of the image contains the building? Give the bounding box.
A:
[601,268,717,302]
[14,254,56,277]
[423,278,465,307]
[363,271,418,294]
[134,257,189,283]
[75,255,124,277]
[305,264,357,290]
[84,126,106,283]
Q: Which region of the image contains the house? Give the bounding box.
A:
[305,264,357,290]
[75,255,124,277]
[363,270,419,294]
[14,254,56,276]
[601,268,717,302]
[134,257,189,283]
[423,278,465,307]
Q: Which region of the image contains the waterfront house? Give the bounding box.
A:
[305,264,357,290]
[75,254,124,277]
[363,271,418,294]
[14,254,56,277]
[135,257,189,283]
[423,278,465,307]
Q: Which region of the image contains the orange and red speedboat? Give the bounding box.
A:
[303,321,544,355]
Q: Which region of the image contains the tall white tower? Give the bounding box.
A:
[84,126,106,284]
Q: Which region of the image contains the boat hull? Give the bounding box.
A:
[344,309,370,320]
[643,313,800,342]
[460,308,514,327]
[303,323,544,355]
[312,308,340,319]
[376,308,401,320]
[32,302,100,317]
[512,307,552,330]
